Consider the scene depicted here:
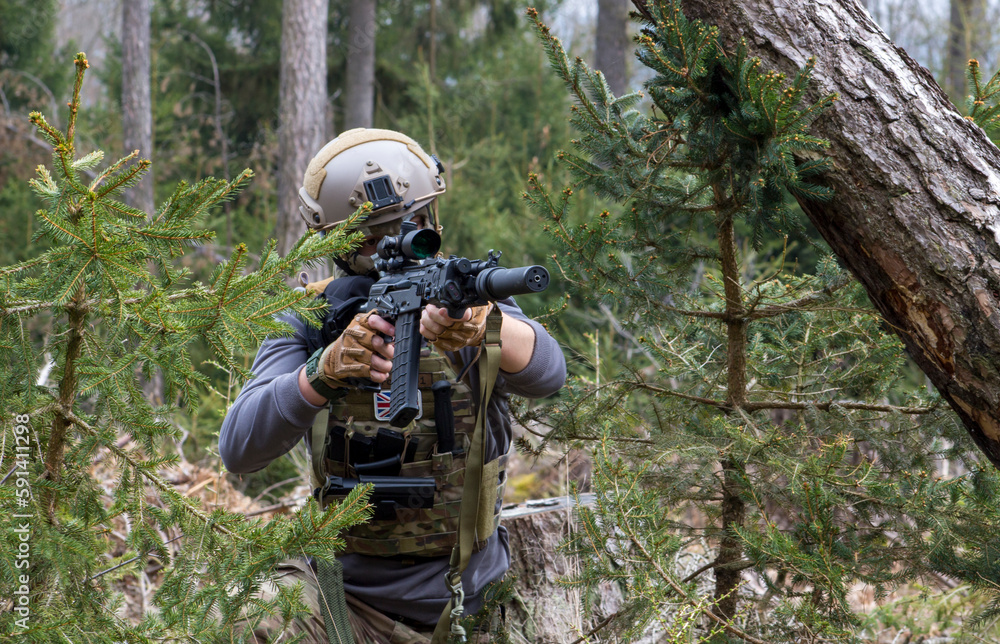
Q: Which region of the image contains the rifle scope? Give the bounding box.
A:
[377,224,441,261]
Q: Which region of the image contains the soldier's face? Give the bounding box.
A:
[358,235,382,257]
[359,213,428,256]
[408,213,429,230]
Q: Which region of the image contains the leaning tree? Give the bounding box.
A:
[663,0,1000,469]
[520,0,1000,638]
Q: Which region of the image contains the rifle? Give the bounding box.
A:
[314,475,436,519]
[364,220,550,427]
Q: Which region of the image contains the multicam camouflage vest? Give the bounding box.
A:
[310,344,508,558]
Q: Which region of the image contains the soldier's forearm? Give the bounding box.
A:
[499,313,536,373]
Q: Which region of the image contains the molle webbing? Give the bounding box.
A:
[314,345,507,558]
[315,557,355,644]
[432,307,504,644]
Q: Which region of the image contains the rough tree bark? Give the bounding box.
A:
[344,0,376,130]
[503,495,623,643]
[276,0,328,264]
[596,0,629,96]
[121,0,153,216]
[672,0,1000,468]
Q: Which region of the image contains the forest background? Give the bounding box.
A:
[6,0,1000,642]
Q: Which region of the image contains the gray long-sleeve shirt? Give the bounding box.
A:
[219,298,566,624]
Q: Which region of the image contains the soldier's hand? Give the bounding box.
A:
[320,310,396,384]
[422,303,494,352]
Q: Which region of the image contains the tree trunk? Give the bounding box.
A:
[276,0,329,265]
[344,0,376,130]
[595,0,629,96]
[503,495,623,643]
[121,0,153,217]
[673,0,1000,469]
[122,0,164,405]
[716,212,747,622]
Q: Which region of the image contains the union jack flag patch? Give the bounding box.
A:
[374,390,421,422]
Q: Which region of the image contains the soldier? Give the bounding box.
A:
[219,128,566,643]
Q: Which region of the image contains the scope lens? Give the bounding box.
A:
[404,229,440,259]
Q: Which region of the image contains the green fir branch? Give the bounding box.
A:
[968,58,1000,140]
[1,52,370,642]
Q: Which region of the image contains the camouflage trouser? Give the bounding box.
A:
[252,559,435,644]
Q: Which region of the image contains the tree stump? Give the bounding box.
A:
[502,495,624,643]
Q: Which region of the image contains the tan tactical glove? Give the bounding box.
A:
[432,303,495,352]
[320,309,383,381]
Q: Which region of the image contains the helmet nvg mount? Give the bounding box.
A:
[298,128,446,233]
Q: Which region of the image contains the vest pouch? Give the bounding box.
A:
[431,450,453,474]
[319,344,493,557]
[341,435,477,558]
[399,432,470,507]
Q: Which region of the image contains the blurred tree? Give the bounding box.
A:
[139,0,285,256]
[945,0,988,101]
[0,0,63,103]
[863,0,1000,109]
[0,0,70,266]
[344,0,376,129]
[595,0,629,95]
[122,0,154,217]
[276,0,329,270]
[122,0,162,406]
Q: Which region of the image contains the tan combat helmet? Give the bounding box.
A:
[298,128,446,233]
